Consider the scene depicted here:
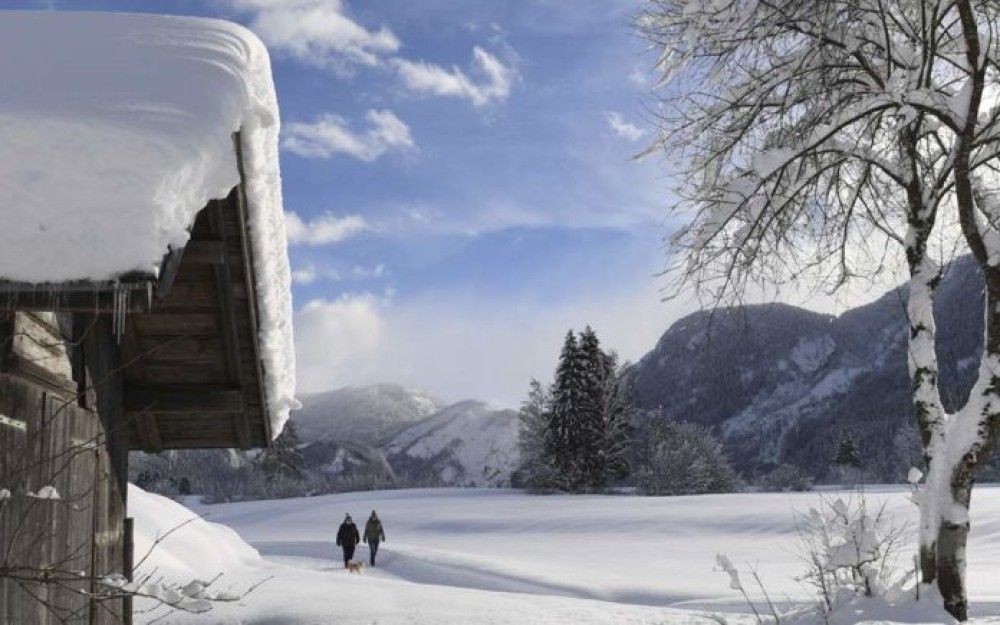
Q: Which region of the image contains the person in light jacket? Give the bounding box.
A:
[363,510,386,566]
[336,513,360,568]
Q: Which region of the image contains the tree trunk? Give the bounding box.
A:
[937,477,972,621]
[904,254,945,586]
[919,540,937,585]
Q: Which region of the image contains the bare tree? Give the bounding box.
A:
[637,1,1000,619]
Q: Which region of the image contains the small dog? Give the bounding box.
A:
[347,560,364,574]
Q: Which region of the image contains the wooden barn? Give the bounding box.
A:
[0,12,296,625]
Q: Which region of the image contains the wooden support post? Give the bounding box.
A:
[76,313,130,625]
[123,517,134,625]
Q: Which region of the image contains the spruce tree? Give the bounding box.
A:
[515,379,557,488]
[834,432,862,470]
[600,356,632,483]
[256,420,305,480]
[577,326,608,486]
[534,327,634,492]
[548,330,587,488]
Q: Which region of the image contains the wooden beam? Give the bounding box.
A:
[183,240,226,265]
[208,196,252,449]
[123,385,244,414]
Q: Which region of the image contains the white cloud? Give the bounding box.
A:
[392,47,515,107]
[229,0,399,70]
[282,109,414,161]
[294,294,386,393]
[290,262,388,283]
[351,263,387,279]
[285,212,368,245]
[606,111,645,141]
[291,265,318,284]
[231,2,518,109]
[629,67,650,86]
[291,281,688,407]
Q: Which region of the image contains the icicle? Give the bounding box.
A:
[112,281,127,342]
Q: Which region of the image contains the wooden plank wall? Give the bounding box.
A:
[0,313,127,625]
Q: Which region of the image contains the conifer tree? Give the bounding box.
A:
[548,330,586,488]
[516,379,557,488]
[536,327,633,491]
[600,357,632,483]
[577,326,609,486]
[834,432,863,470]
[256,420,305,480]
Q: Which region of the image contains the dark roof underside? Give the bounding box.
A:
[122,186,270,450]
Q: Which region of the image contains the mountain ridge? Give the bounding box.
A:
[628,255,987,481]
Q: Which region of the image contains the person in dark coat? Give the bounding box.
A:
[336,513,360,568]
[363,510,386,566]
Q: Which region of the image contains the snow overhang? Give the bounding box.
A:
[0,11,297,440]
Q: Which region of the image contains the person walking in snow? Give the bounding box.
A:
[336,513,361,568]
[363,510,386,566]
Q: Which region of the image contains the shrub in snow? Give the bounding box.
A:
[757,464,813,493]
[711,491,950,625]
[635,418,740,496]
[794,493,911,610]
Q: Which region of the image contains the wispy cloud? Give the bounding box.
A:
[291,265,318,284]
[230,1,516,109]
[229,0,399,71]
[295,293,386,393]
[290,263,387,284]
[628,67,650,86]
[392,47,515,107]
[284,212,369,245]
[282,109,414,161]
[606,111,645,141]
[292,281,684,405]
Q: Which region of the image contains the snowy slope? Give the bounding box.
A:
[132,485,1000,624]
[385,401,520,487]
[294,384,445,444]
[0,11,297,433]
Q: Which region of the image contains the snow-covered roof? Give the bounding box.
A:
[0,11,297,435]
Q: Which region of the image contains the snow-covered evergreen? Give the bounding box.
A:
[522,327,632,491]
[255,421,305,480]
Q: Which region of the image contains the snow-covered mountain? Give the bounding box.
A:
[300,438,395,482]
[385,400,520,487]
[290,386,520,487]
[294,384,445,445]
[628,255,986,482]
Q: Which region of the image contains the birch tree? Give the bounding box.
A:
[637,1,1000,619]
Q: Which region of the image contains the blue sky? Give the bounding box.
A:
[16,0,691,406]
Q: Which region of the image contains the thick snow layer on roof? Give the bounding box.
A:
[0,11,297,435]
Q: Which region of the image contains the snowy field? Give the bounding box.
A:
[131,485,1000,624]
